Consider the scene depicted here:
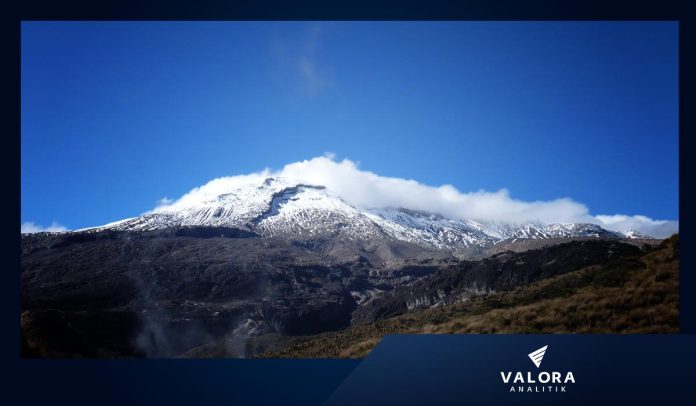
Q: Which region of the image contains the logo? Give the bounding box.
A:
[500,345,576,393]
[528,345,547,368]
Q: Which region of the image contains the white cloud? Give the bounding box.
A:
[156,197,173,207]
[594,215,678,238]
[149,171,272,214]
[154,155,678,238]
[21,221,68,234]
[272,23,332,96]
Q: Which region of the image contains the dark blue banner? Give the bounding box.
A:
[326,334,696,405]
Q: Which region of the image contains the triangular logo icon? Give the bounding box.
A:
[528,345,548,368]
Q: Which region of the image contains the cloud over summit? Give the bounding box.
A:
[156,155,678,238]
[21,221,68,234]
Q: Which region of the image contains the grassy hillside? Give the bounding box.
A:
[263,235,679,359]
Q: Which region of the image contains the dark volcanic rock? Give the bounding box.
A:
[352,239,646,324]
[21,227,447,358]
[21,226,648,358]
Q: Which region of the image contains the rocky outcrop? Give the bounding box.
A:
[352,240,645,324]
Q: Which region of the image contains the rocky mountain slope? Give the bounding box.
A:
[21,227,452,358]
[21,227,666,358]
[351,239,645,324]
[263,235,679,359]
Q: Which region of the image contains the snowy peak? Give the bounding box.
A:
[620,229,654,239]
[252,183,384,239]
[492,222,622,240]
[89,176,631,249]
[96,177,384,239]
[366,208,497,248]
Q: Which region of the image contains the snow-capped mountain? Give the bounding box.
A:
[619,229,653,239]
[87,176,627,249]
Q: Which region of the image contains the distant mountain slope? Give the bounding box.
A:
[352,239,645,324]
[262,234,678,359]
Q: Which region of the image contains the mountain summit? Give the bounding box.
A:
[85,176,631,251]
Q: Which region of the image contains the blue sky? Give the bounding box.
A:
[21,21,678,232]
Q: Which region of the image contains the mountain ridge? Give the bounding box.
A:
[68,176,641,252]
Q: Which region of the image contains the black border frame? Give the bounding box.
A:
[4,1,693,404]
